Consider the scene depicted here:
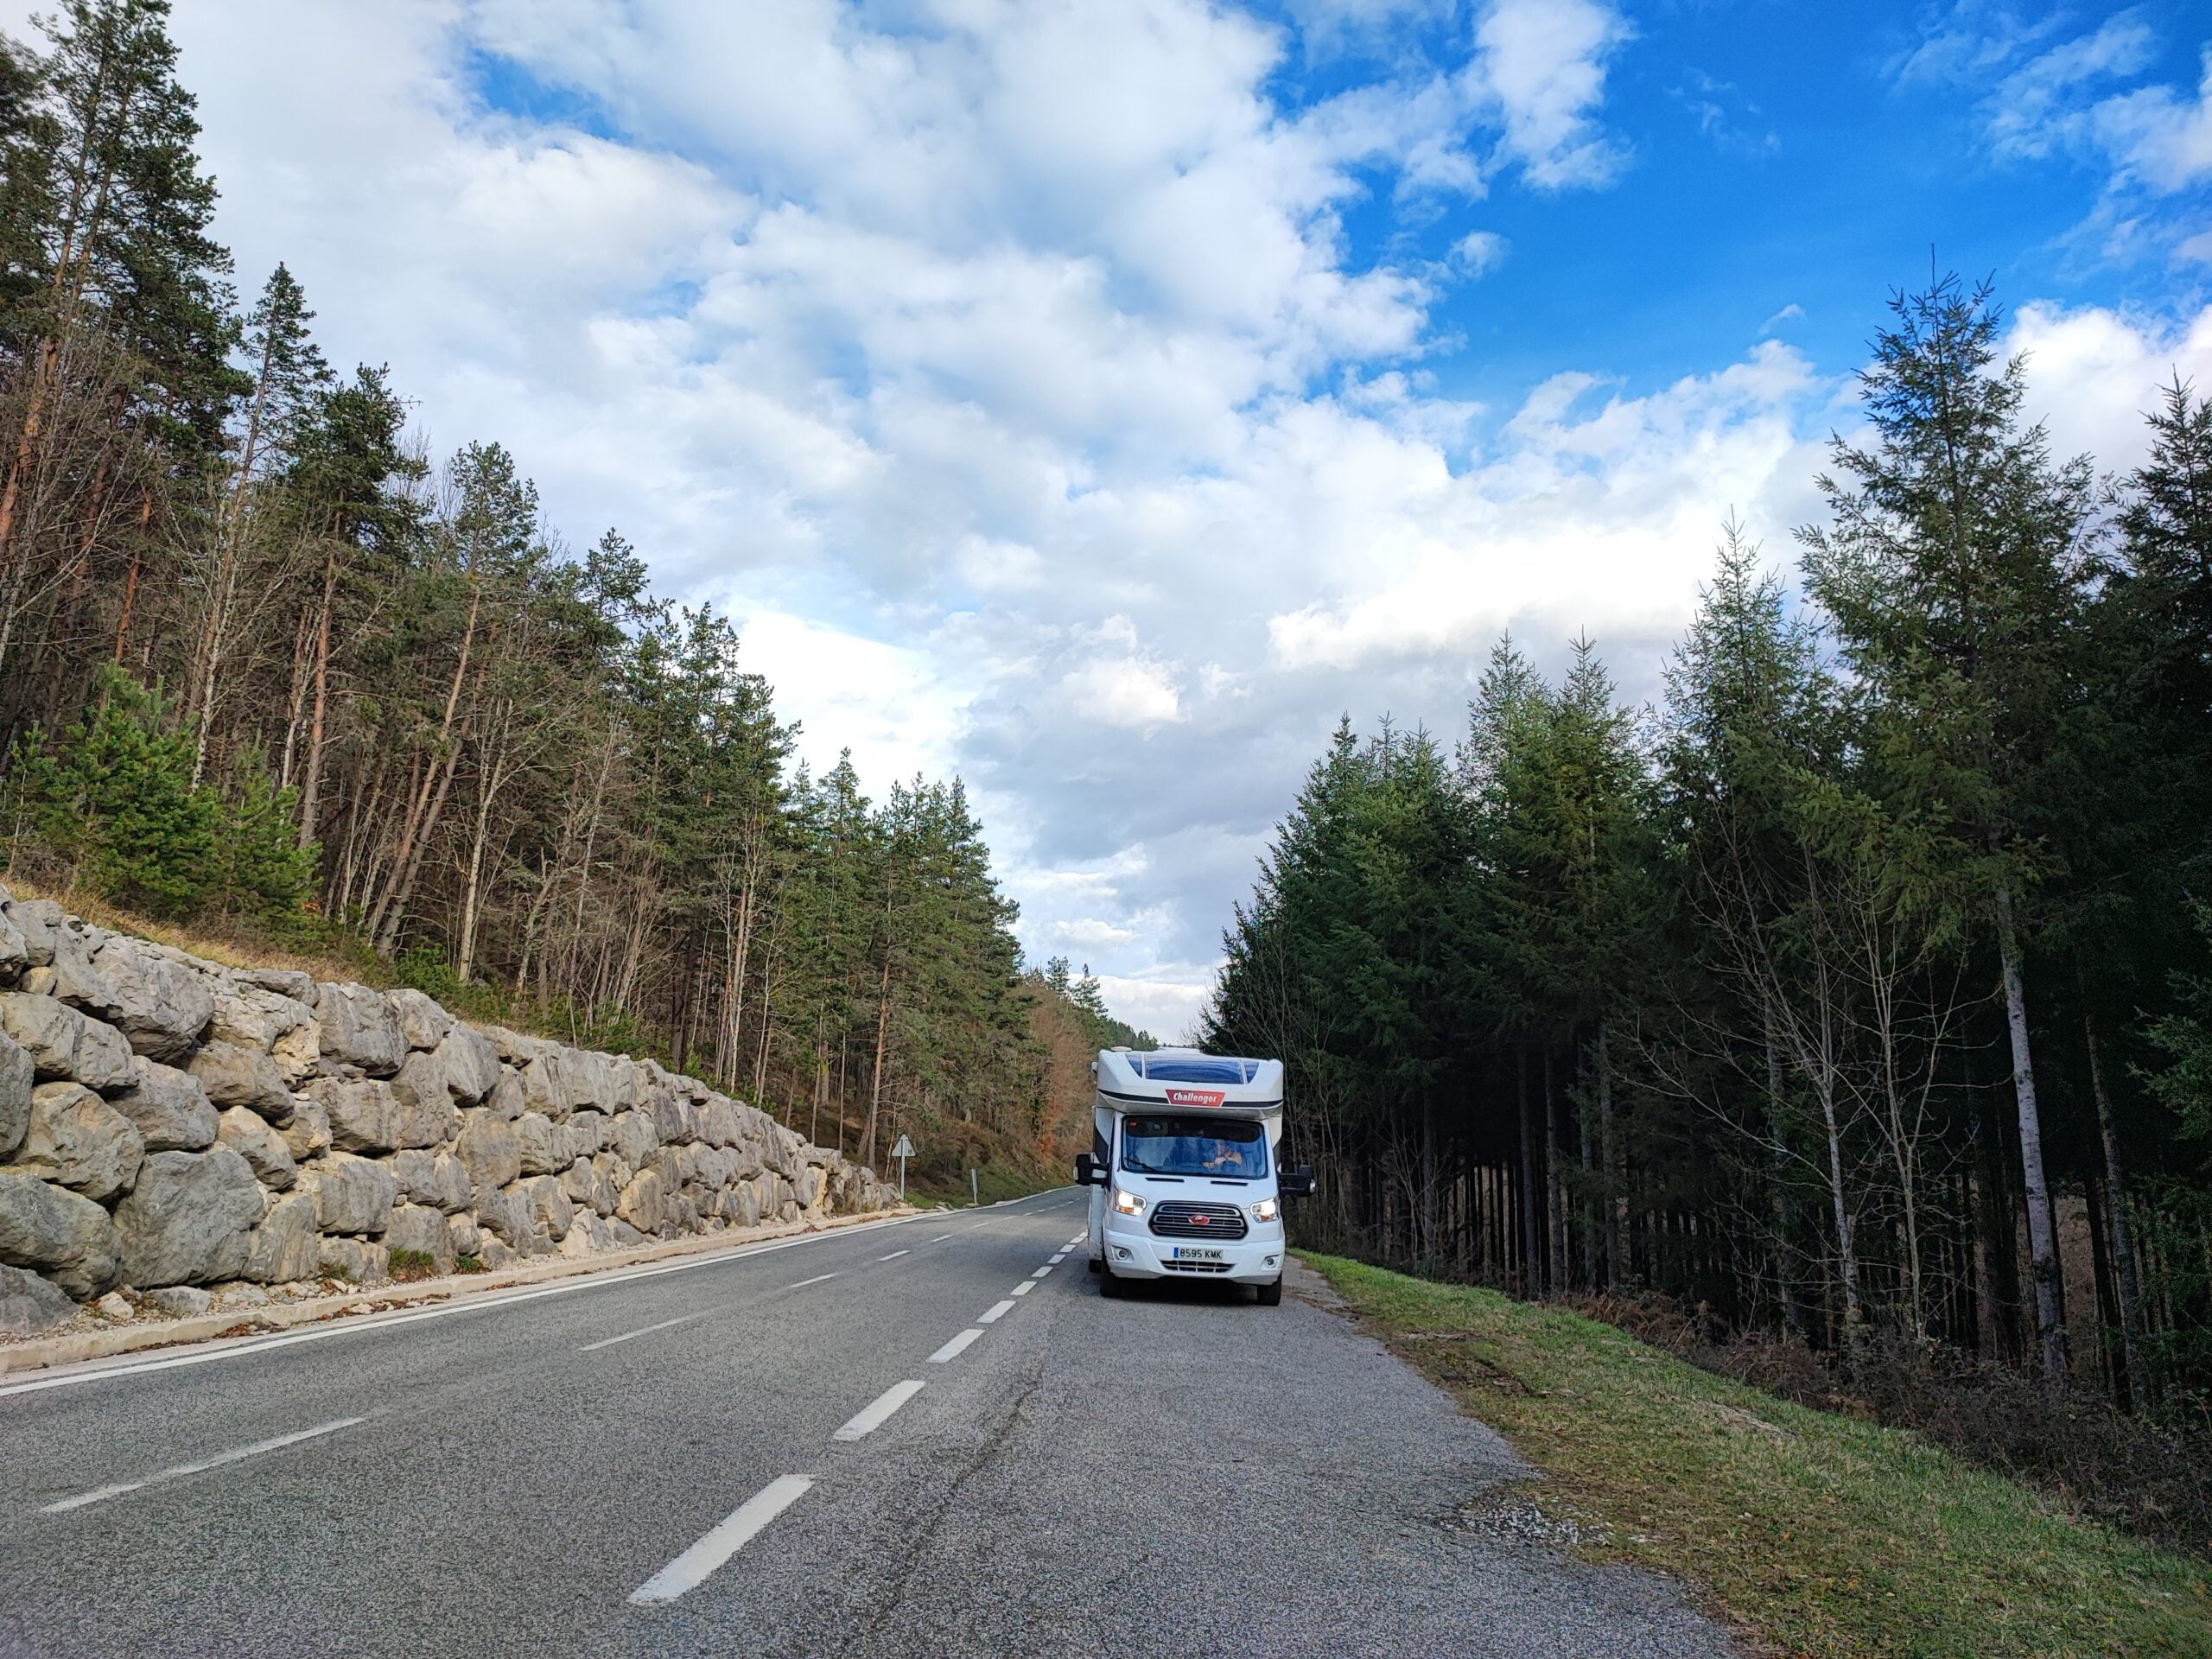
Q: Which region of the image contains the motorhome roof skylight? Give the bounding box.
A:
[1131,1055,1257,1084]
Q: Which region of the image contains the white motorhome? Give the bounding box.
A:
[1074,1047,1313,1305]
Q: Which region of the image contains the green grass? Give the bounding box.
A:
[1300,1251,2212,1658]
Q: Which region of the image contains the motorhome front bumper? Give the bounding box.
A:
[1102,1219,1284,1283]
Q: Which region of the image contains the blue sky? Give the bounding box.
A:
[11,0,2206,1033]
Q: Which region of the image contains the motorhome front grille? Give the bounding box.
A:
[1148,1202,1249,1241]
[1161,1259,1232,1274]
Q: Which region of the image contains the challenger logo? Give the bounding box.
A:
[1165,1088,1225,1108]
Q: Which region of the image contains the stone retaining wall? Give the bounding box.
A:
[0,889,895,1333]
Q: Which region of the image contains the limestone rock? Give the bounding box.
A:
[485,1066,525,1121]
[211,982,320,1084]
[454,1109,521,1191]
[112,1148,263,1287]
[217,1106,298,1189]
[278,1095,331,1161]
[319,1236,389,1284]
[6,1081,143,1200]
[143,1285,213,1319]
[92,1290,132,1319]
[239,967,317,1004]
[297,1150,397,1236]
[3,898,59,965]
[610,1109,658,1168]
[42,922,118,1014]
[383,1201,456,1274]
[616,1167,665,1234]
[0,907,29,981]
[0,1169,119,1296]
[446,1211,482,1260]
[0,992,135,1092]
[0,1262,76,1333]
[512,1173,575,1241]
[477,1234,516,1268]
[469,1181,532,1248]
[80,937,215,1062]
[567,1108,609,1155]
[0,1027,30,1157]
[558,1211,616,1258]
[308,1077,403,1154]
[513,1111,567,1177]
[313,983,406,1077]
[242,1192,321,1283]
[386,988,454,1051]
[389,1068,457,1149]
[109,1057,218,1152]
[190,1041,296,1125]
[391,1148,473,1214]
[650,1093,697,1147]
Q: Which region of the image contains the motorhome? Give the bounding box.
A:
[1074,1047,1313,1305]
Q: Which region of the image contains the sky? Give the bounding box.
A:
[10,0,2209,1037]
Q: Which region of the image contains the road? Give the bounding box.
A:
[0,1190,1734,1657]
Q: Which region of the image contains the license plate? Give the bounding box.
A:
[1173,1246,1225,1261]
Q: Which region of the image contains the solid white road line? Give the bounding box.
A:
[976,1300,1017,1325]
[629,1475,815,1605]
[875,1249,911,1262]
[928,1329,985,1363]
[786,1273,841,1290]
[579,1313,706,1353]
[833,1380,925,1442]
[0,1212,921,1400]
[41,1415,366,1513]
[1010,1282,1034,1296]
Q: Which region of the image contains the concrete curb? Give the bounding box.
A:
[0,1204,922,1378]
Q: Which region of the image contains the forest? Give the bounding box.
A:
[0,0,1135,1195]
[1208,271,2212,1469]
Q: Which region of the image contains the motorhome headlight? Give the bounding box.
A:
[1112,1187,1146,1216]
[1250,1197,1280,1223]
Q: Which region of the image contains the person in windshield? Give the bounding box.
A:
[1123,1116,1267,1178]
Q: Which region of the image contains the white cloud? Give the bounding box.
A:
[1469,0,1633,189]
[1450,229,1510,276]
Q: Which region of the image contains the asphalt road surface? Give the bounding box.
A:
[0,1190,1736,1657]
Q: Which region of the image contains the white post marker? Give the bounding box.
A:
[969,1168,979,1207]
[890,1133,915,1199]
[630,1476,816,1605]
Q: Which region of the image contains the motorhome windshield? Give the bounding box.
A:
[1119,1116,1268,1179]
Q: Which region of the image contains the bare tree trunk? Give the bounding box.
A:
[1518,1046,1542,1297]
[1764,1029,1805,1338]
[368,584,480,941]
[862,955,892,1169]
[1993,884,2064,1383]
[2086,1009,2145,1401]
[1545,1046,1566,1292]
[1599,1018,1620,1290]
[296,546,337,849]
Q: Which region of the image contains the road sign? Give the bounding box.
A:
[890,1134,914,1199]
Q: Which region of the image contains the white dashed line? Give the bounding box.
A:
[786,1273,841,1290]
[41,1416,366,1513]
[580,1313,707,1352]
[1068,1234,1085,1245]
[1030,1267,1052,1280]
[929,1329,985,1363]
[927,1234,953,1243]
[976,1300,1017,1325]
[1010,1282,1034,1297]
[833,1381,926,1442]
[875,1250,911,1262]
[629,1476,815,1605]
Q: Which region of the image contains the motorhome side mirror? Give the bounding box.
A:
[1074,1154,1105,1186]
[1281,1166,1316,1198]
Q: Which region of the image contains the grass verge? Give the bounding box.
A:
[1300,1251,2212,1658]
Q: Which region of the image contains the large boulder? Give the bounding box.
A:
[5,1082,143,1200]
[80,938,214,1062]
[308,1077,403,1154]
[391,1148,474,1214]
[296,1150,397,1236]
[189,1041,295,1125]
[390,1071,457,1150]
[238,967,317,1004]
[385,988,453,1052]
[610,1109,658,1168]
[217,1106,298,1189]
[0,906,29,981]
[484,1067,525,1121]
[454,1109,521,1191]
[0,1170,119,1297]
[279,1095,331,1161]
[562,1155,621,1218]
[318,1236,390,1284]
[446,1211,482,1261]
[109,1057,218,1152]
[39,922,117,1012]
[393,1030,498,1116]
[112,1148,263,1287]
[0,992,135,1092]
[313,983,406,1077]
[650,1093,698,1147]
[616,1168,665,1234]
[385,1202,456,1274]
[242,1192,321,1283]
[210,982,320,1084]
[3,897,60,966]
[0,1027,30,1158]
[0,1262,76,1333]
[512,1173,575,1241]
[469,1181,532,1248]
[512,1112,568,1177]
